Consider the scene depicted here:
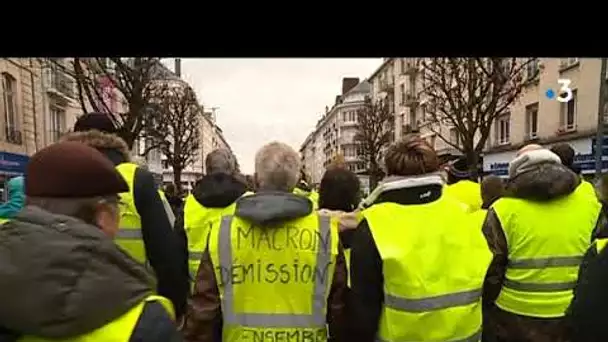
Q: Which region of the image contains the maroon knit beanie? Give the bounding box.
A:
[73,112,118,134]
[26,142,129,197]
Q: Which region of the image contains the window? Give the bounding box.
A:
[344,146,356,158]
[342,112,347,122]
[495,114,511,145]
[49,101,66,142]
[1,73,19,144]
[449,127,459,146]
[400,84,405,105]
[526,59,539,81]
[409,108,417,127]
[525,103,539,138]
[401,58,406,74]
[560,89,577,130]
[345,110,355,122]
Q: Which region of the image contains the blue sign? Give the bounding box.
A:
[0,152,29,175]
[486,153,608,177]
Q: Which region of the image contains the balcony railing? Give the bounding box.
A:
[5,125,22,145]
[47,66,75,98]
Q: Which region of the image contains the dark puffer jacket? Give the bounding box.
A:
[61,130,189,318]
[0,206,183,341]
[481,162,599,342]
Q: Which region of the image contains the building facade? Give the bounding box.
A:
[300,78,371,192]
[0,58,45,190]
[365,57,607,175]
[482,58,606,177]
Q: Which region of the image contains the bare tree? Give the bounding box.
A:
[355,96,394,188]
[146,82,201,193]
[45,58,167,148]
[417,58,537,174]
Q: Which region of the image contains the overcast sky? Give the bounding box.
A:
[161,58,382,174]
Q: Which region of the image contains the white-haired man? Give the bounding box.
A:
[182,142,348,342]
[182,149,249,287]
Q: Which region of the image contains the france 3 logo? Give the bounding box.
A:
[545,79,574,103]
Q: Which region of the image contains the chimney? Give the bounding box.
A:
[335,95,342,105]
[342,77,360,95]
[325,106,329,113]
[175,58,181,77]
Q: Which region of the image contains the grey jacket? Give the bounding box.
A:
[0,205,182,341]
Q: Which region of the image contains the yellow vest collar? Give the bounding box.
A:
[360,173,444,208]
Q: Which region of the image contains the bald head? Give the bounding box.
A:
[516,144,544,157]
[205,149,238,175]
[255,141,301,192]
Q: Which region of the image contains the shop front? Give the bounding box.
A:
[483,137,608,178]
[0,151,29,201]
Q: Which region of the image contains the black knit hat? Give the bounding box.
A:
[73,112,118,134]
[447,156,472,178]
[26,141,129,197]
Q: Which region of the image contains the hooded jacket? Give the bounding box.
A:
[0,206,183,341]
[191,173,247,209]
[482,161,594,342]
[0,176,24,219]
[181,191,348,342]
[60,130,189,318]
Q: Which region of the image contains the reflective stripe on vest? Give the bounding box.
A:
[363,196,491,342]
[184,192,253,283]
[209,213,338,341]
[18,295,174,342]
[115,163,146,265]
[158,190,176,228]
[493,191,600,318]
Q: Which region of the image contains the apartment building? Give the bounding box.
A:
[368,58,458,162]
[40,58,81,146]
[483,58,606,176]
[198,109,236,175]
[0,58,45,186]
[300,78,372,192]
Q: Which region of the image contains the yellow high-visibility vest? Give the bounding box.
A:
[578,179,599,204]
[596,238,608,254]
[0,218,10,225]
[208,212,339,342]
[115,163,146,264]
[493,190,600,318]
[444,180,482,213]
[184,191,253,283]
[293,188,319,210]
[470,209,487,228]
[19,295,174,342]
[363,196,492,342]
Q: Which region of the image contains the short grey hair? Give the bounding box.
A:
[205,149,238,175]
[255,142,301,192]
